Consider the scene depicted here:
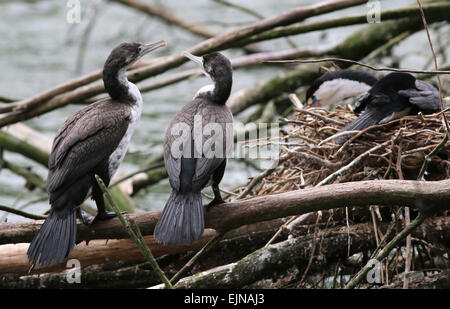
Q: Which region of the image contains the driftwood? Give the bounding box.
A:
[0,179,449,277]
[1,179,449,245]
[3,215,448,288]
[150,216,450,289]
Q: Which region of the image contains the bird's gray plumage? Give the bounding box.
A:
[164,98,232,192]
[155,52,233,246]
[27,40,166,265]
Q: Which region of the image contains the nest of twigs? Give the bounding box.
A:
[249,105,450,197]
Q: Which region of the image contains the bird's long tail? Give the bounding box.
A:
[154,190,204,245]
[334,110,383,144]
[27,208,77,265]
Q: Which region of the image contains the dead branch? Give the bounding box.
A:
[1,179,449,247]
[112,0,217,38]
[150,216,450,289]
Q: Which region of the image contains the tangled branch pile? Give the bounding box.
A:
[244,106,450,198]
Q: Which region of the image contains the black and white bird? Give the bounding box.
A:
[335,72,441,144]
[154,52,233,246]
[305,70,441,144]
[27,40,166,265]
[304,69,378,108]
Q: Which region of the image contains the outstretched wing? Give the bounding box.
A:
[47,100,131,194]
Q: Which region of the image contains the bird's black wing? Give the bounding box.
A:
[47,100,131,195]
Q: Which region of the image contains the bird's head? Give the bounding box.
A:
[183,51,232,83]
[104,41,167,71]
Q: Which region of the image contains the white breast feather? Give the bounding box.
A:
[108,82,143,177]
[194,84,215,99]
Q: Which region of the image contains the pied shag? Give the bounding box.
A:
[305,70,441,144]
[304,69,378,108]
[154,52,233,246]
[335,72,441,144]
[27,40,167,265]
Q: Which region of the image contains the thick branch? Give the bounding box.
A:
[1,179,448,246]
[151,216,450,289]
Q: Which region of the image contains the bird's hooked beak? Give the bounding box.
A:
[140,40,167,57]
[183,52,211,79]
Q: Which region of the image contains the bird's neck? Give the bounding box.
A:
[103,65,137,103]
[196,76,232,105]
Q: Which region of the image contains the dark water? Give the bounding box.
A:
[0,0,435,222]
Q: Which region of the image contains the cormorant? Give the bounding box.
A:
[304,69,378,108]
[305,70,441,144]
[335,72,441,144]
[154,52,233,246]
[27,40,167,265]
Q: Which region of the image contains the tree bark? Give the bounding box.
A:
[1,179,448,246]
[150,216,450,289]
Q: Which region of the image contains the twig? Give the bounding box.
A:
[283,147,341,169]
[417,134,448,180]
[214,0,298,48]
[416,0,450,139]
[234,2,450,47]
[298,213,321,287]
[235,167,277,200]
[170,233,224,285]
[94,175,173,289]
[112,0,216,38]
[264,215,296,247]
[316,137,392,187]
[0,204,46,220]
[294,107,345,126]
[344,212,428,289]
[265,57,450,74]
[403,207,412,289]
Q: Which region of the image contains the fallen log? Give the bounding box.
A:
[4,216,449,288]
[0,179,448,276]
[150,216,450,289]
[1,179,448,246]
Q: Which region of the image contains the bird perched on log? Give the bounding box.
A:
[154,52,233,246]
[305,70,441,144]
[27,40,167,265]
